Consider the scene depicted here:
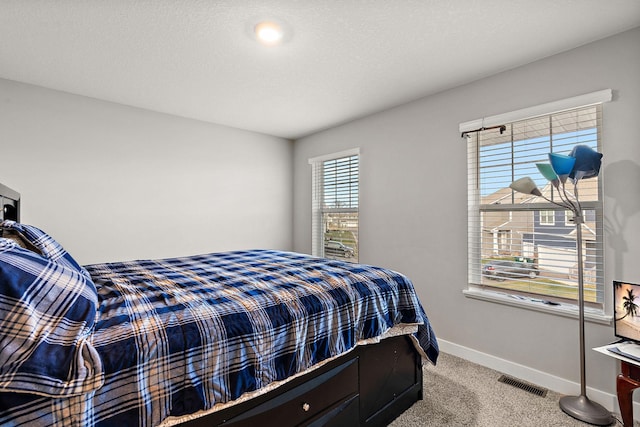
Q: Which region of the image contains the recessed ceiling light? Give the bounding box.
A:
[254,21,284,46]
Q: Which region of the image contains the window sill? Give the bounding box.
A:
[462,288,612,325]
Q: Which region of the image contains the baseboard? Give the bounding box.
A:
[437,339,635,419]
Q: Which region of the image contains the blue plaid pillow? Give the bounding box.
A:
[0,220,94,284]
[0,239,103,396]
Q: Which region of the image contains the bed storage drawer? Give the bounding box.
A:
[219,358,359,426]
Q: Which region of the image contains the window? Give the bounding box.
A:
[466,103,605,309]
[309,149,359,261]
[539,210,555,226]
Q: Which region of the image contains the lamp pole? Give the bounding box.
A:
[510,145,612,424]
[558,210,612,425]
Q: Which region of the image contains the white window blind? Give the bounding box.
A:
[467,104,605,308]
[309,149,359,261]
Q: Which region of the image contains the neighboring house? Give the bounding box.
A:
[480,187,534,258]
[481,179,598,281]
[523,179,599,281]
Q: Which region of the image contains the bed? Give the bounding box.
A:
[0,184,438,427]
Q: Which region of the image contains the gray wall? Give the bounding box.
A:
[0,79,293,264]
[293,27,640,401]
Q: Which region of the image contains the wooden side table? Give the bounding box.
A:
[617,360,640,427]
[594,344,640,427]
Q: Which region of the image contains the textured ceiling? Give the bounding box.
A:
[1,1,639,139]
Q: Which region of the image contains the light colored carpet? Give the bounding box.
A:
[390,352,631,427]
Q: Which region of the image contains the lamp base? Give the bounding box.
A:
[559,395,614,426]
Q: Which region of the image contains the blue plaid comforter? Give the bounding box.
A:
[0,249,438,426]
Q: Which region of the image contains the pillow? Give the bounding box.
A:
[0,238,103,396]
[0,220,93,283]
[0,229,42,254]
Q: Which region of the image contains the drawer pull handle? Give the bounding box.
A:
[302,402,311,412]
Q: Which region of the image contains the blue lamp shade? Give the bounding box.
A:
[548,153,576,176]
[569,144,603,180]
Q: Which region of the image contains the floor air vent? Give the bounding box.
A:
[498,375,548,397]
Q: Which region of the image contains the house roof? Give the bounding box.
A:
[481,178,599,239]
[482,176,599,205]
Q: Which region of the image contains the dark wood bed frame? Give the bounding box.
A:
[183,335,423,427]
[0,183,20,222]
[0,184,424,426]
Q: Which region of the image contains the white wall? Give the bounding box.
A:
[0,79,293,264]
[293,27,640,401]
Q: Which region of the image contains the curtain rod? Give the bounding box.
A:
[458,89,612,138]
[461,124,506,139]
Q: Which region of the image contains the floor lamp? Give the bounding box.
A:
[510,145,613,426]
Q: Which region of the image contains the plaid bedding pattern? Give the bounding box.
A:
[0,249,438,426]
[0,239,102,398]
[1,221,94,282]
